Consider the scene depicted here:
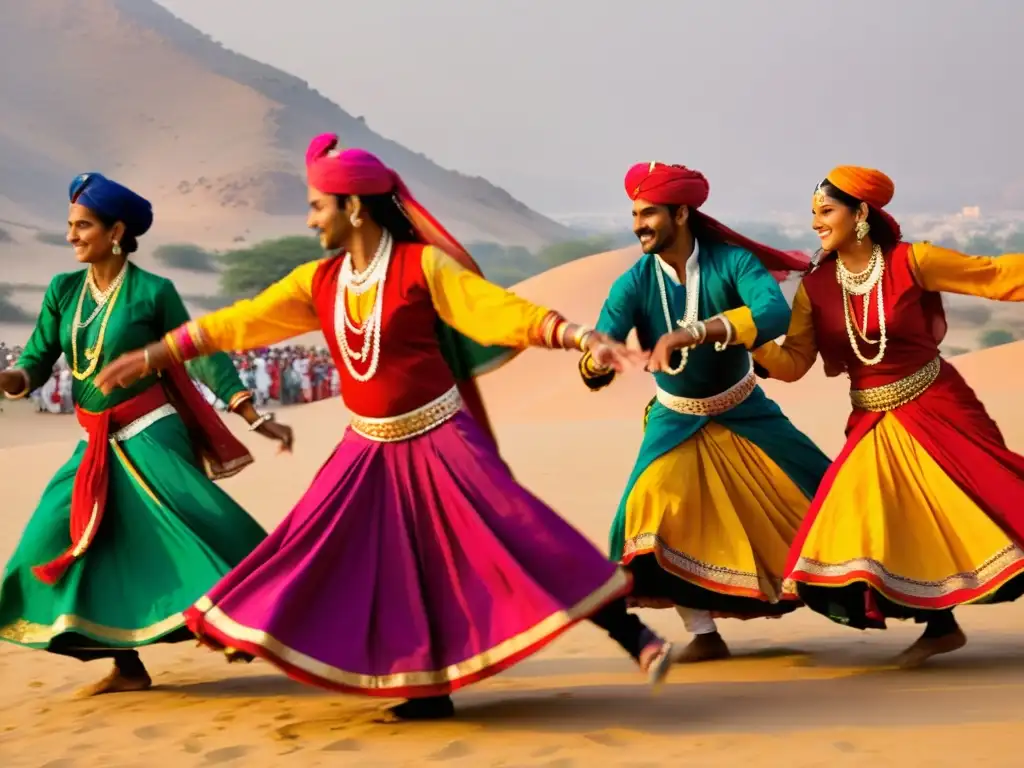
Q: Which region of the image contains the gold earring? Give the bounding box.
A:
[855,220,870,242]
[350,213,362,227]
[112,241,122,256]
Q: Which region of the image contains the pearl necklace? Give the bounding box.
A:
[653,250,701,375]
[836,244,886,365]
[71,265,128,381]
[334,231,393,382]
[79,261,128,329]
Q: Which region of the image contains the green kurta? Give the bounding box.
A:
[0,263,267,657]
[585,240,831,614]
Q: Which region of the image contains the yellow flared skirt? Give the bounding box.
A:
[622,422,810,601]
[788,413,1024,607]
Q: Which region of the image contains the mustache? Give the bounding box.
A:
[635,228,655,239]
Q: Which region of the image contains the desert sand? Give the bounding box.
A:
[3,254,1024,767]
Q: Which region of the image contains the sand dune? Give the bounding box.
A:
[3,254,1024,764]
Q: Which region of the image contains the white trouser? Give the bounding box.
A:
[676,607,717,635]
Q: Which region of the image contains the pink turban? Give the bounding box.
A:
[305,133,478,271]
[624,161,809,276]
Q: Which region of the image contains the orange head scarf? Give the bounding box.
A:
[819,165,902,243]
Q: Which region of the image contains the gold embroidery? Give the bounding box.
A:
[623,533,783,601]
[189,569,631,690]
[349,386,462,443]
[0,612,186,646]
[788,543,1024,603]
[849,357,941,411]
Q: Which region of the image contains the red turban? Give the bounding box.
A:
[822,165,902,243]
[625,162,809,275]
[305,133,478,271]
[625,162,709,207]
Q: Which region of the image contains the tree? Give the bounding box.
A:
[154,243,217,273]
[218,236,323,296]
[978,328,1015,349]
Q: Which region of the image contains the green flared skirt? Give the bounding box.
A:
[0,411,267,659]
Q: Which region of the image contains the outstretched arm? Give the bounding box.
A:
[155,278,253,413]
[1,277,65,399]
[579,269,639,391]
[96,261,324,394]
[751,281,818,382]
[422,247,638,367]
[910,241,1024,300]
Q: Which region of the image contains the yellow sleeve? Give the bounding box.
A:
[909,241,1024,301]
[720,306,757,348]
[179,260,325,356]
[422,246,554,348]
[751,282,818,382]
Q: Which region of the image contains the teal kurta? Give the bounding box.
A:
[0,263,267,655]
[591,241,830,564]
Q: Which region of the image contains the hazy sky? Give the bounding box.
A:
[156,0,1024,218]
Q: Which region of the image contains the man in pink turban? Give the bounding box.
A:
[579,161,830,663]
[97,136,678,721]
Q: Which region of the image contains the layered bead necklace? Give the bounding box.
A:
[653,250,701,375]
[334,230,393,382]
[71,261,129,381]
[836,244,886,365]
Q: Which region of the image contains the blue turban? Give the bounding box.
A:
[69,173,153,237]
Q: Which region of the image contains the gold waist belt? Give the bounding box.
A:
[655,364,756,417]
[349,386,462,442]
[849,357,941,412]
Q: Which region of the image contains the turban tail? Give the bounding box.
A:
[824,165,903,244]
[69,173,153,237]
[306,134,518,444]
[625,162,810,278]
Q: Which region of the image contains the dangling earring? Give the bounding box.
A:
[855,220,870,242]
[112,241,122,256]
[350,213,362,228]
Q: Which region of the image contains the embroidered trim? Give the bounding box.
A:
[788,543,1024,602]
[349,386,462,442]
[655,362,756,417]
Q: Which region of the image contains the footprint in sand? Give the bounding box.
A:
[180,738,203,755]
[583,731,627,748]
[203,745,251,764]
[133,724,170,740]
[322,738,362,752]
[273,711,296,721]
[428,741,473,761]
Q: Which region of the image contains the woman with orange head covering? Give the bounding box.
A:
[754,165,1024,666]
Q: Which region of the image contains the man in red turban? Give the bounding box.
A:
[578,161,830,664]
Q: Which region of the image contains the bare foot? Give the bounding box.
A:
[639,641,675,685]
[893,628,967,669]
[671,632,731,663]
[74,667,152,698]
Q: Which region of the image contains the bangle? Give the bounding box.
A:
[248,412,275,432]
[714,316,733,351]
[142,348,152,377]
[572,325,594,351]
[558,321,574,350]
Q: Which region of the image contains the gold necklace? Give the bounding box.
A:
[71,272,126,381]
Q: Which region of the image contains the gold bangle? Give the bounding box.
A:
[142,348,152,377]
[3,368,31,400]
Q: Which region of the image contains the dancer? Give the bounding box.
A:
[753,165,1024,667]
[580,162,831,661]
[0,173,291,696]
[95,136,674,721]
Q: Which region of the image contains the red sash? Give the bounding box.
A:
[32,365,253,585]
